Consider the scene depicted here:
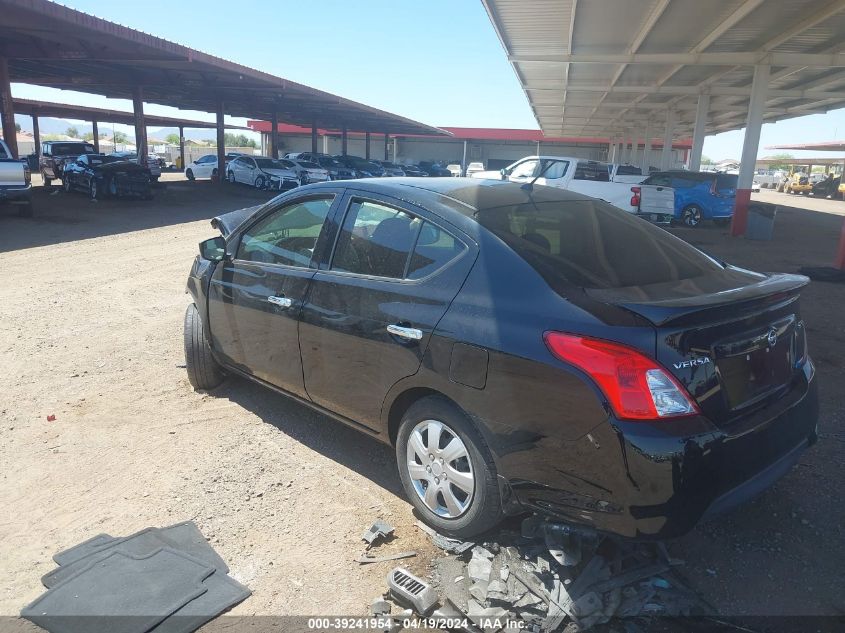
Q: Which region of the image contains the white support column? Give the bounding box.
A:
[608,137,617,163]
[631,130,642,167]
[689,94,710,171]
[616,139,624,163]
[660,110,675,171]
[641,119,652,172]
[733,64,770,236]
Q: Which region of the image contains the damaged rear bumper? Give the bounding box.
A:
[509,368,818,539]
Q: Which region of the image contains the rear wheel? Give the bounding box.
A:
[396,396,502,538]
[186,169,195,181]
[681,204,703,227]
[42,172,52,187]
[227,170,236,184]
[183,303,224,390]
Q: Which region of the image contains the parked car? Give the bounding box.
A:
[0,138,33,217]
[226,156,299,190]
[811,174,839,198]
[417,161,452,177]
[185,154,219,180]
[39,141,95,185]
[472,156,674,222]
[62,153,153,200]
[400,164,428,177]
[446,164,462,177]
[285,152,357,181]
[751,180,761,193]
[332,155,385,178]
[374,161,406,177]
[184,179,818,539]
[640,171,737,227]
[110,151,162,181]
[465,162,485,178]
[282,158,330,184]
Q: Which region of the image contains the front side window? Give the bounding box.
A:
[236,197,334,267]
[332,200,421,279]
[509,160,538,179]
[540,159,569,180]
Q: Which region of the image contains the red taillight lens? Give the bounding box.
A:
[630,186,641,208]
[543,332,700,420]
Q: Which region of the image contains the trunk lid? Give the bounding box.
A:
[587,270,809,424]
[638,184,675,215]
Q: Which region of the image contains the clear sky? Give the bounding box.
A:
[11,0,845,161]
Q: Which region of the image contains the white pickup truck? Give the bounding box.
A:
[471,155,674,223]
[0,139,33,217]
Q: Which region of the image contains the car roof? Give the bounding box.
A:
[307,177,593,214]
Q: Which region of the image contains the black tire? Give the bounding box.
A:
[227,170,236,184]
[396,396,503,538]
[254,175,266,189]
[89,178,99,200]
[186,169,195,181]
[42,172,52,187]
[62,178,71,193]
[183,303,224,390]
[681,204,703,227]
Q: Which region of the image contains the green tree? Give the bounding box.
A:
[112,131,130,144]
[767,152,795,171]
[165,133,181,145]
[82,132,95,141]
[223,132,257,148]
[15,122,21,133]
[700,155,714,166]
[66,126,79,138]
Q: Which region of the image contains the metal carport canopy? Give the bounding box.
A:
[0,0,447,136]
[11,98,250,131]
[482,0,845,138]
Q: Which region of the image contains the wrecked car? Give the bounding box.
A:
[183,178,818,540]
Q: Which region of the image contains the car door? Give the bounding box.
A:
[505,158,539,183]
[298,191,477,429]
[206,192,341,396]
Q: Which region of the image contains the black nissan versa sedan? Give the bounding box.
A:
[183,178,818,540]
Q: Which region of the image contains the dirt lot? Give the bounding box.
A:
[1,178,843,622]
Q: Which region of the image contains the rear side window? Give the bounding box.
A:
[476,200,723,289]
[715,173,738,191]
[408,222,466,279]
[237,197,333,267]
[616,165,642,176]
[332,200,421,278]
[574,162,610,181]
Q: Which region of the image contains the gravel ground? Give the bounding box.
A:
[1,177,843,624]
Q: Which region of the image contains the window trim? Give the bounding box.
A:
[231,193,337,271]
[323,194,470,284]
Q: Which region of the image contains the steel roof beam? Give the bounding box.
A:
[510,52,845,67]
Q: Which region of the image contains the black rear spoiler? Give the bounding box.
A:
[586,272,809,326]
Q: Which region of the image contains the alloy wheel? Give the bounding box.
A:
[227,171,235,183]
[89,180,97,200]
[683,206,702,227]
[405,419,474,518]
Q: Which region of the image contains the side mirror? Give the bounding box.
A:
[500,168,509,179]
[199,236,228,262]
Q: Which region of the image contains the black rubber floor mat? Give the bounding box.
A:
[52,533,116,565]
[22,548,215,633]
[43,523,228,588]
[149,572,251,633]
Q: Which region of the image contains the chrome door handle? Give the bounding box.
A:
[387,324,423,340]
[268,295,292,308]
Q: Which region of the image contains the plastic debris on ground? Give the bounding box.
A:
[372,516,711,633]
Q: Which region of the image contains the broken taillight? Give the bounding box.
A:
[543,332,700,420]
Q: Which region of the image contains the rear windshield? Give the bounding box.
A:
[615,165,642,176]
[476,200,723,289]
[50,143,95,156]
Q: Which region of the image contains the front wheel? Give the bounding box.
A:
[89,178,99,200]
[396,396,502,538]
[62,177,71,193]
[186,169,195,181]
[254,175,266,189]
[183,303,224,390]
[681,205,703,227]
[227,170,236,184]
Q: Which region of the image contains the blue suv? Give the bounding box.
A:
[642,171,738,227]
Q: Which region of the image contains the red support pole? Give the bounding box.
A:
[835,218,845,271]
[731,188,751,236]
